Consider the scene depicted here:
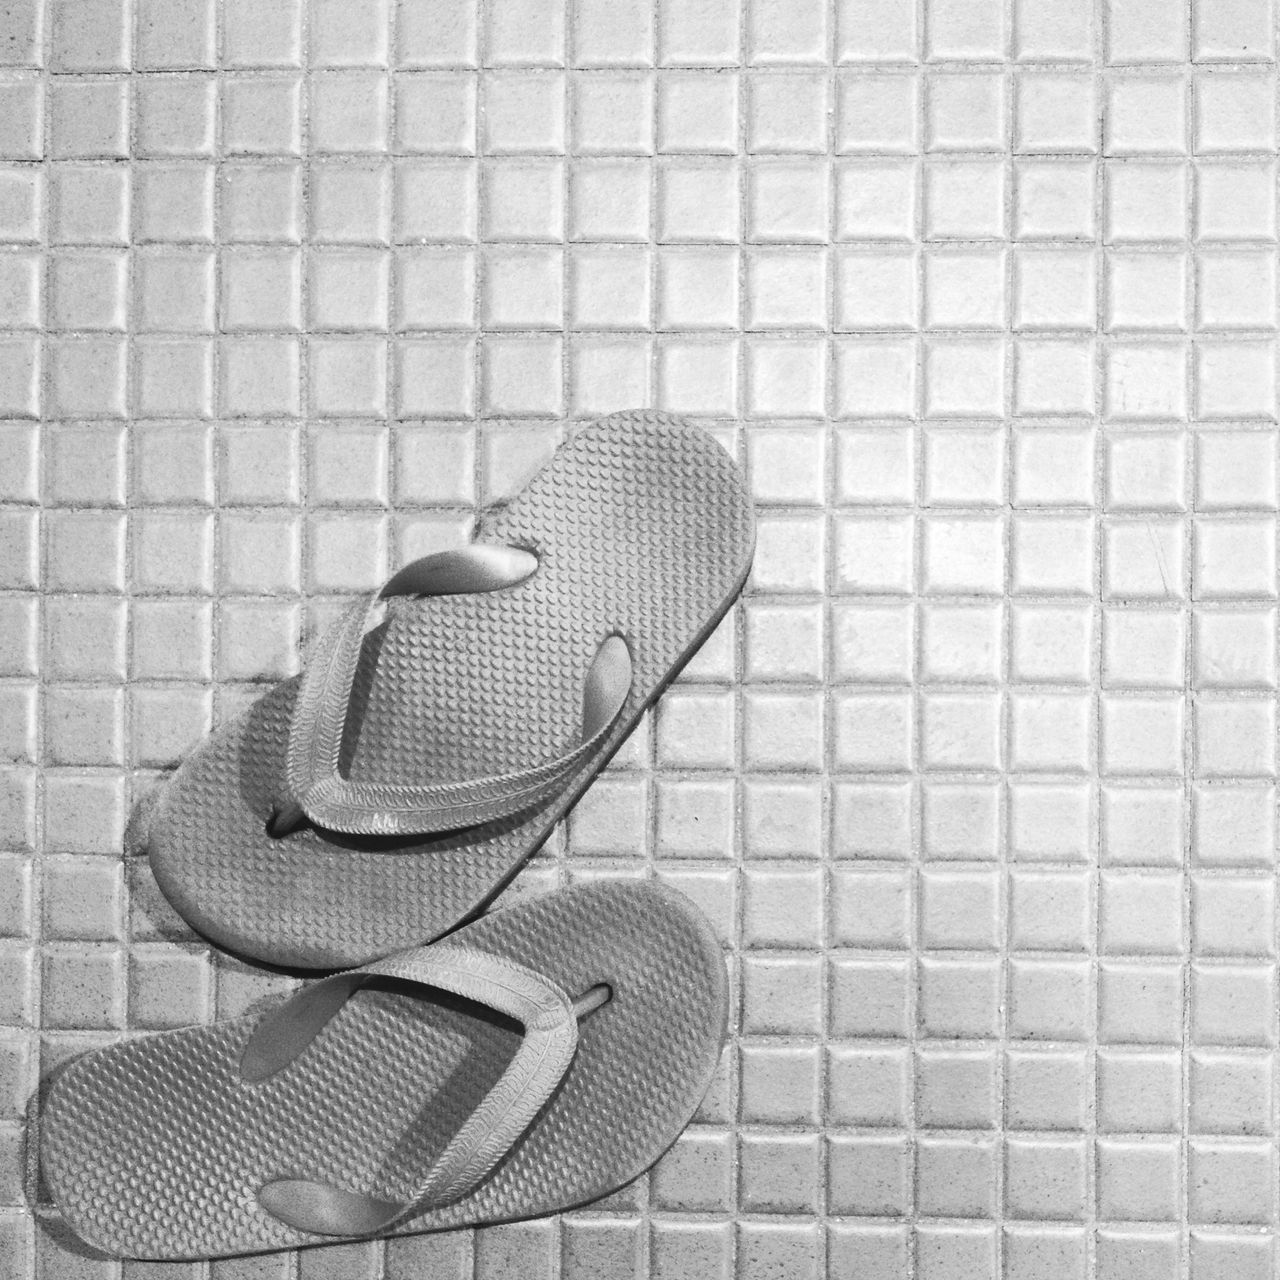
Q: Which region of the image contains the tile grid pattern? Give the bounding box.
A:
[3,0,1280,1277]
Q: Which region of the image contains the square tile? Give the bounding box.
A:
[1015,246,1096,329]
[48,251,127,331]
[48,78,128,159]
[1195,695,1277,777]
[657,247,738,329]
[1193,0,1275,60]
[1017,73,1097,151]
[1192,963,1276,1047]
[1006,1138,1088,1220]
[746,248,827,329]
[1013,429,1095,506]
[309,338,388,417]
[1193,784,1276,868]
[749,161,829,242]
[1194,518,1277,600]
[1106,75,1187,156]
[572,158,651,241]
[483,159,565,241]
[1010,871,1090,951]
[1189,1232,1273,1280]
[310,72,390,153]
[1197,252,1277,330]
[222,76,302,154]
[1192,877,1276,958]
[135,249,215,332]
[748,72,828,153]
[223,0,301,65]
[134,163,214,242]
[1197,432,1277,513]
[749,0,826,64]
[1009,692,1092,772]
[1011,603,1094,683]
[920,603,1002,682]
[1009,956,1091,1039]
[1099,1049,1182,1130]
[219,163,303,243]
[311,0,389,66]
[394,71,476,153]
[48,336,127,418]
[136,77,216,157]
[482,72,565,156]
[309,250,390,331]
[836,160,918,241]
[1101,693,1185,774]
[1010,782,1093,862]
[927,74,1005,151]
[1100,961,1184,1044]
[1104,518,1185,601]
[1194,608,1276,690]
[744,436,820,514]
[658,72,738,154]
[923,338,1005,416]
[918,1135,998,1217]
[219,336,302,417]
[921,515,1004,594]
[396,159,478,242]
[396,247,476,330]
[1100,870,1184,954]
[572,0,653,66]
[926,0,1005,58]
[1188,1140,1274,1223]
[924,427,1003,505]
[313,162,391,245]
[1016,160,1096,239]
[41,947,123,1029]
[573,72,654,155]
[1106,162,1188,242]
[1107,432,1187,510]
[1105,609,1186,689]
[1197,162,1276,242]
[923,250,1005,330]
[485,0,565,67]
[1097,1138,1180,1221]
[925,160,1006,239]
[1196,72,1276,153]
[49,0,129,70]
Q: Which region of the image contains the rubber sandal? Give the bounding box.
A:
[144,412,755,968]
[42,880,727,1261]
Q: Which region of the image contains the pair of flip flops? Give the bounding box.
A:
[42,413,757,1260]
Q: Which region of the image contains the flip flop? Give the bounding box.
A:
[144,412,755,968]
[42,880,728,1261]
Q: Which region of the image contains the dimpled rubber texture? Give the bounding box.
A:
[147,413,755,968]
[41,881,728,1261]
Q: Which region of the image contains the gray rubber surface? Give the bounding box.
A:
[147,413,755,968]
[41,881,729,1261]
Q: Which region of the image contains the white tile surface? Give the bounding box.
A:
[5,0,1280,1276]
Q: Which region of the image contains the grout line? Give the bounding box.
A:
[906,0,924,1270]
[1086,2,1106,1273]
[1180,8,1197,1267]
[21,0,53,1248]
[993,2,1013,1268]
[728,13,747,1280]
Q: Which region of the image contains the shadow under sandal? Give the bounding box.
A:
[143,411,755,968]
[41,881,728,1261]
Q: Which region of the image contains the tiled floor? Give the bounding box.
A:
[3,0,1280,1276]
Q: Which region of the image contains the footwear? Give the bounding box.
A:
[144,412,755,967]
[42,881,727,1260]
